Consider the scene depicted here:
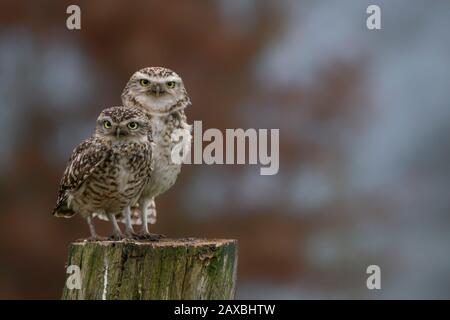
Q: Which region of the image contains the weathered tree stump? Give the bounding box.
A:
[61,238,238,300]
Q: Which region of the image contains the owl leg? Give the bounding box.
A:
[108,213,125,240]
[140,198,150,234]
[135,198,164,241]
[123,206,137,238]
[86,216,106,241]
[148,198,157,224]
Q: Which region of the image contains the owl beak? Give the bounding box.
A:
[150,84,164,97]
[116,127,121,138]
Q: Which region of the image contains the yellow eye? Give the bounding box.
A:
[166,81,176,89]
[103,120,112,129]
[139,79,150,86]
[127,122,139,130]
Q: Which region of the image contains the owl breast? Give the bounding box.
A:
[142,116,191,198]
[144,144,182,197]
[117,157,133,193]
[70,144,150,216]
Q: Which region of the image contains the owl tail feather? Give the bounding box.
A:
[53,197,76,218]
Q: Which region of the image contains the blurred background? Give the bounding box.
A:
[1,0,450,299]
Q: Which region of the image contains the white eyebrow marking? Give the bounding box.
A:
[159,76,182,82]
[134,71,151,79]
[134,72,181,83]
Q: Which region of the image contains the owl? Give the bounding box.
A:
[121,67,192,240]
[53,106,153,240]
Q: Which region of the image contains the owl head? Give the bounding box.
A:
[121,67,191,116]
[95,106,151,142]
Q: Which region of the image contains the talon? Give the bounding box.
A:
[125,231,138,239]
[108,233,125,241]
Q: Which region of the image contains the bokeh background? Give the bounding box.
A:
[1,0,450,299]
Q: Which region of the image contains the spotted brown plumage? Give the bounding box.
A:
[53,106,153,240]
[53,138,109,217]
[121,67,192,240]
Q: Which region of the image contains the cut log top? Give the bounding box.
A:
[72,237,235,248]
[62,238,238,300]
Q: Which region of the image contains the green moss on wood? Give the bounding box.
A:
[61,238,238,300]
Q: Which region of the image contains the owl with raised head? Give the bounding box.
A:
[53,106,153,240]
[121,67,192,240]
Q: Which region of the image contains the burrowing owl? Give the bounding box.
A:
[53,106,153,240]
[121,67,191,239]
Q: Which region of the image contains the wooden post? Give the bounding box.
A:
[61,238,238,300]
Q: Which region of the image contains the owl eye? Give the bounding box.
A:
[127,122,139,130]
[139,79,150,86]
[103,120,112,129]
[166,81,176,89]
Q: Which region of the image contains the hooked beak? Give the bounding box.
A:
[116,127,121,138]
[149,84,165,97]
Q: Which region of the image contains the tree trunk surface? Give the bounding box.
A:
[61,238,238,300]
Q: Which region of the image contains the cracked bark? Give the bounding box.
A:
[61,238,238,300]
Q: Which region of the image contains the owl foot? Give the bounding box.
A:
[134,232,165,241]
[108,233,126,241]
[125,230,139,239]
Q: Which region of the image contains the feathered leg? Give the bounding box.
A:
[86,216,106,241]
[108,213,124,240]
[148,198,157,224]
[140,198,150,234]
[136,197,164,241]
[123,206,137,238]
